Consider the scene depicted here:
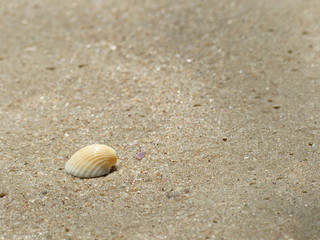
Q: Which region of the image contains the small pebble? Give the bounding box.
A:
[136,151,146,160]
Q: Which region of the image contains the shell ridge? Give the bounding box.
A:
[75,155,107,177]
[68,150,104,175]
[84,156,113,177]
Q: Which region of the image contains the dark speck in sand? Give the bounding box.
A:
[46,67,55,71]
[78,64,87,68]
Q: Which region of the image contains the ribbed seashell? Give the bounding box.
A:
[65,144,117,178]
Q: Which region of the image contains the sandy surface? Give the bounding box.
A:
[1,0,320,239]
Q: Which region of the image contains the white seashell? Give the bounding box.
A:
[65,144,117,178]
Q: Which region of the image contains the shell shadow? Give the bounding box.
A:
[109,165,118,174]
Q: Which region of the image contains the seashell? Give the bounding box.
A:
[65,144,117,178]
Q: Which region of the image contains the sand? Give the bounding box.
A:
[0,0,320,239]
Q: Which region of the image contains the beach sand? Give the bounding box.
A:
[0,0,319,239]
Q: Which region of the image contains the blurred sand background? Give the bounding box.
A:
[0,0,320,239]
